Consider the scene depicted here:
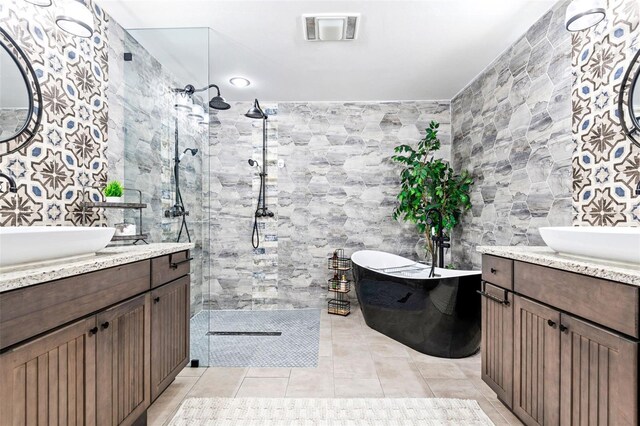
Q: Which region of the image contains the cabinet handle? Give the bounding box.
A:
[101,321,110,330]
[476,290,510,306]
[490,268,497,274]
[154,296,160,303]
[170,257,193,269]
[547,319,557,328]
[89,327,98,335]
[559,324,568,333]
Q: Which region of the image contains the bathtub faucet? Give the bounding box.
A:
[426,208,448,271]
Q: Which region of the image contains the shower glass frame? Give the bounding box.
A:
[123,27,213,367]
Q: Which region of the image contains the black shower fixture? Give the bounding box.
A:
[179,148,199,161]
[174,83,231,111]
[247,100,272,249]
[245,98,267,119]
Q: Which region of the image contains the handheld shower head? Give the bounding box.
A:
[248,158,262,172]
[179,148,199,161]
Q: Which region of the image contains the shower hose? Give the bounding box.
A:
[252,176,263,249]
[175,163,191,243]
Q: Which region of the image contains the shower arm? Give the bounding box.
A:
[173,84,221,96]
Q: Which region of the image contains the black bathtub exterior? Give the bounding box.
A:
[353,263,482,358]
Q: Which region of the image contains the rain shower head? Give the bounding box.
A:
[245,99,267,119]
[175,83,231,111]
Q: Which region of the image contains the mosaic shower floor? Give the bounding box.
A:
[190,309,320,368]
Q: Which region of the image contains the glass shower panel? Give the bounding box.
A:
[121,27,212,366]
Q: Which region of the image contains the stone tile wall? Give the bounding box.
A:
[107,26,208,315]
[451,1,574,269]
[207,101,451,310]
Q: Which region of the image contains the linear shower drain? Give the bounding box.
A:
[207,331,282,336]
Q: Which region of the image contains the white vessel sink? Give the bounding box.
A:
[0,226,115,268]
[540,226,640,265]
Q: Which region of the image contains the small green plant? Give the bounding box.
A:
[103,180,124,198]
[392,120,473,264]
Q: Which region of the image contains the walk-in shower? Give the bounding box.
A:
[246,98,273,248]
[169,83,230,243]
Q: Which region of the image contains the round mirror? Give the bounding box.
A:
[0,44,31,140]
[619,48,640,148]
[0,27,42,156]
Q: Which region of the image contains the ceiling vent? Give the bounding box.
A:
[303,14,360,41]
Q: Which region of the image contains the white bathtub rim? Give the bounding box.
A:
[351,250,480,280]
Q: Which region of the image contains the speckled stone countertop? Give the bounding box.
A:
[477,246,640,286]
[0,243,195,293]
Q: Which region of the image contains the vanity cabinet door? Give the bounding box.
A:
[513,296,560,426]
[0,316,97,426]
[560,314,638,426]
[480,282,514,408]
[96,294,150,426]
[150,276,190,401]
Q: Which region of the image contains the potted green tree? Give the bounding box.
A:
[103,180,124,203]
[391,121,473,266]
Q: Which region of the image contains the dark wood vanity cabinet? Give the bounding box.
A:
[0,316,98,425]
[480,281,513,407]
[0,250,191,426]
[150,276,190,401]
[481,254,639,426]
[96,294,151,426]
[513,295,560,425]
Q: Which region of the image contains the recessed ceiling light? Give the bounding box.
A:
[55,0,95,38]
[229,77,250,88]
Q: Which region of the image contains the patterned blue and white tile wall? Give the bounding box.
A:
[0,0,109,226]
[571,0,640,226]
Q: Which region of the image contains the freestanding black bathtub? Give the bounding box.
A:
[352,250,482,358]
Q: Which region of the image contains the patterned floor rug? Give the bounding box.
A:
[190,309,320,368]
[168,397,495,425]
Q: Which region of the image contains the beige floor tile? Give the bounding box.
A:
[286,374,334,397]
[186,367,247,398]
[333,354,378,379]
[319,339,333,357]
[177,366,207,378]
[415,361,467,379]
[147,376,199,426]
[492,402,524,425]
[334,378,384,398]
[246,367,291,378]
[286,356,335,397]
[367,341,411,358]
[427,378,486,399]
[373,356,434,397]
[236,377,289,398]
[475,397,510,425]
[468,376,499,401]
[331,341,369,358]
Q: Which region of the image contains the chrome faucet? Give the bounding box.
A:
[0,172,17,193]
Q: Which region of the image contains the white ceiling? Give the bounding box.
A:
[98,0,559,102]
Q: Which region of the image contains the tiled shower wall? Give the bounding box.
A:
[207,101,451,310]
[571,0,640,226]
[107,25,208,315]
[0,0,109,226]
[451,1,574,269]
